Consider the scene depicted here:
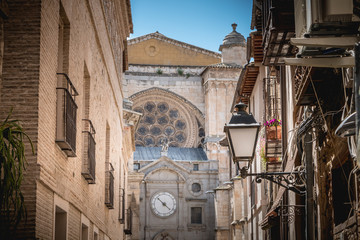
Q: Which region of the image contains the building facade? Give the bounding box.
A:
[221,0,360,239]
[0,0,136,239]
[124,25,247,240]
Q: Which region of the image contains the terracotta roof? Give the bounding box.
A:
[232,63,260,108]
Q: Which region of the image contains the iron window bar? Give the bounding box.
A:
[56,73,79,97]
[81,119,96,184]
[55,73,78,157]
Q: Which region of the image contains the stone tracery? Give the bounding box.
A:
[130,88,205,148]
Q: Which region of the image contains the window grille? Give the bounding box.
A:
[265,75,282,159]
[265,76,281,120]
[82,119,96,184]
[56,73,78,157]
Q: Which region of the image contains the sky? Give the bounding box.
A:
[130,0,253,53]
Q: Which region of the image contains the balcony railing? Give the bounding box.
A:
[294,66,313,106]
[105,162,114,209]
[56,73,78,157]
[264,75,282,161]
[82,119,96,184]
[124,208,132,235]
[261,0,295,65]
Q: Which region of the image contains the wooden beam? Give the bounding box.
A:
[290,37,360,47]
[284,56,355,68]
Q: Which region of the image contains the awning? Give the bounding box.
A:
[259,150,297,229]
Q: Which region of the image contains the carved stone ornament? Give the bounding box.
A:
[130,88,205,148]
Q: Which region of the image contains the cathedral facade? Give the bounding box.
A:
[124,24,247,239]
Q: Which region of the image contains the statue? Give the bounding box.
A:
[160,138,169,154]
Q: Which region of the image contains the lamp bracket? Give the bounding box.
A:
[240,166,306,195]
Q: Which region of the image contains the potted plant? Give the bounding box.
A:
[264,118,282,140]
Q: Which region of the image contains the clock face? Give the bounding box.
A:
[151,192,177,217]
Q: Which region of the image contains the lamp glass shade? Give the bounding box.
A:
[225,125,259,161]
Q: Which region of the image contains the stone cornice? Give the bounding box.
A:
[200,63,243,76]
[128,32,221,59]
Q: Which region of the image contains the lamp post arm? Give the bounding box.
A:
[235,167,306,195]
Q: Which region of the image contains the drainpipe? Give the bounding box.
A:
[250,167,254,240]
[305,131,315,240]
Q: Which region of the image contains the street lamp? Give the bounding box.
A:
[224,102,305,195]
[224,102,260,163]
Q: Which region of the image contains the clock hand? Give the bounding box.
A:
[156,198,171,210]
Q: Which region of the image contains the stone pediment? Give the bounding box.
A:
[139,156,189,182]
[127,32,221,66]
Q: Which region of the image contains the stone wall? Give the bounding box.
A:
[202,67,240,137]
[1,1,42,238]
[137,157,218,240]
[124,65,206,114]
[128,34,221,66]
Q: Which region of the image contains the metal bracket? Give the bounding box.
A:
[239,165,306,195]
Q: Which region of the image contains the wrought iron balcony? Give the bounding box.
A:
[256,0,296,65]
[266,161,282,173]
[82,119,96,184]
[105,162,114,209]
[294,66,313,106]
[124,208,133,235]
[264,76,282,161]
[56,73,78,157]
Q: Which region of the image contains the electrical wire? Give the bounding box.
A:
[309,71,359,226]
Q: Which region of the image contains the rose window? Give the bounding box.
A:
[134,101,193,147]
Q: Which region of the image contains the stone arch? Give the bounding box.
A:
[130,87,205,148]
[152,231,175,240]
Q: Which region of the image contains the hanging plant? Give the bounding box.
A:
[264,118,282,127]
[0,110,33,238]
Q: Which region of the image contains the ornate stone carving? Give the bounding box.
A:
[130,87,205,148]
[145,44,160,57]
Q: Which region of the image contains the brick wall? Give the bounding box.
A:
[1,0,133,239]
[1,1,42,238]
